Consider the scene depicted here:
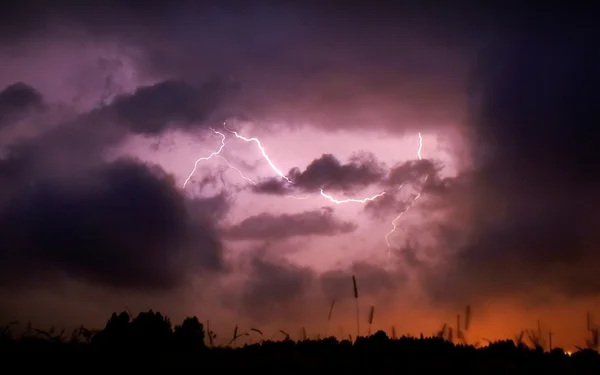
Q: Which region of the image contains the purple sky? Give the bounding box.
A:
[0,2,597,348]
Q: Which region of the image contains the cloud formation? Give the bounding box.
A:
[410,21,600,306]
[0,83,44,127]
[252,153,387,196]
[0,158,226,290]
[0,1,597,344]
[108,79,238,135]
[223,207,357,241]
[0,76,233,291]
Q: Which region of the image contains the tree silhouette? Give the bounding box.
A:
[174,316,205,350]
[4,309,600,372]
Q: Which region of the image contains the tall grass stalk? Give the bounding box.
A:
[368,306,375,336]
[352,275,359,339]
[206,320,214,347]
[326,299,336,336]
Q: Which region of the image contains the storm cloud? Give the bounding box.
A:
[0,158,226,290]
[0,82,44,127]
[253,153,386,196]
[223,207,357,241]
[412,16,600,306]
[108,79,238,135]
[0,0,597,345]
[0,77,232,290]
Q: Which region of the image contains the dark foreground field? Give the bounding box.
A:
[2,311,599,374]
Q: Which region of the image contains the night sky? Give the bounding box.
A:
[0,1,597,347]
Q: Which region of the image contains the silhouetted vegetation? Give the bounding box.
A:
[2,310,600,373]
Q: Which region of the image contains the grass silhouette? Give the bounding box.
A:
[2,310,600,373]
[2,275,599,371]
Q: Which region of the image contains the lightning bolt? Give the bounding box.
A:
[224,124,293,184]
[185,122,420,212]
[385,132,427,258]
[216,155,256,185]
[183,129,226,189]
[319,189,386,204]
[183,128,251,189]
[223,124,393,205]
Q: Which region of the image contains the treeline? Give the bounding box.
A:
[1,310,600,373]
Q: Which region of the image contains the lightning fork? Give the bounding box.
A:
[385,132,427,257]
[182,128,227,189]
[223,124,389,203]
[222,122,398,205]
[223,124,293,184]
[216,155,257,185]
[319,189,386,204]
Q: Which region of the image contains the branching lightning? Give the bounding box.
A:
[183,129,226,189]
[184,122,426,221]
[183,128,253,189]
[223,123,393,205]
[216,155,257,185]
[385,132,427,258]
[319,189,386,204]
[223,124,293,184]
[183,122,429,260]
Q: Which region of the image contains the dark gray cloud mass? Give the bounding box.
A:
[0,79,231,291]
[409,16,600,306]
[0,0,597,324]
[108,79,238,135]
[0,158,226,290]
[223,207,357,241]
[0,1,479,133]
[253,153,386,196]
[0,83,44,127]
[383,160,440,188]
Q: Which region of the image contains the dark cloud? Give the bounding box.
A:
[251,177,292,196]
[0,79,232,291]
[0,78,229,171]
[0,98,127,200]
[2,2,594,136]
[383,159,440,188]
[0,158,226,290]
[1,0,597,333]
[252,155,441,203]
[363,191,418,221]
[0,1,476,134]
[253,153,385,196]
[223,207,357,241]
[290,153,385,192]
[364,160,443,218]
[414,19,600,306]
[0,82,44,127]
[107,79,238,135]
